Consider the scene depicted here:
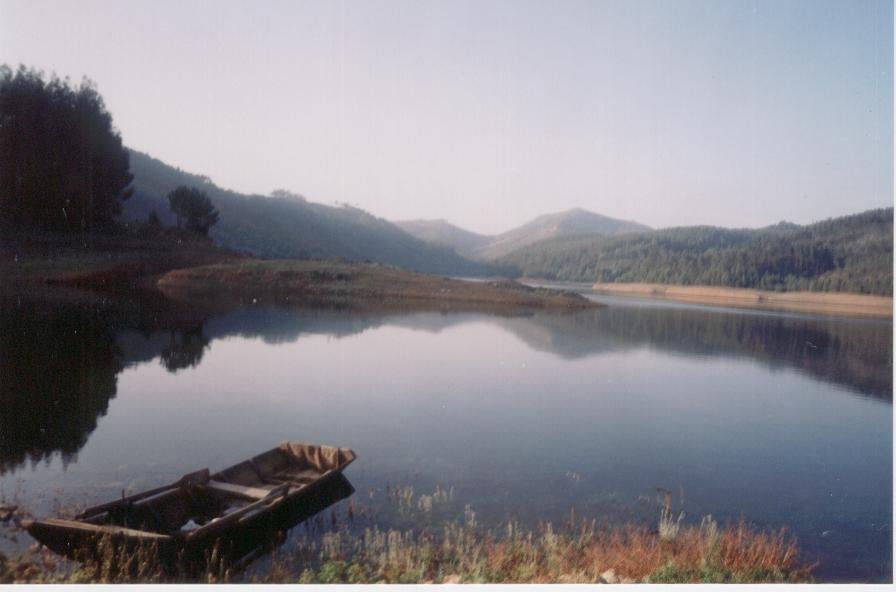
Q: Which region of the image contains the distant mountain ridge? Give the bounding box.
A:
[122,150,486,276]
[398,208,651,261]
[475,209,651,260]
[120,150,890,295]
[497,208,893,295]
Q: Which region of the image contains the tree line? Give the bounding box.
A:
[0,65,217,236]
[498,209,893,295]
[124,149,490,276]
[0,64,477,276]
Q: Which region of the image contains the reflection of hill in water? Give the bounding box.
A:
[495,307,892,399]
[1,297,890,474]
[0,302,122,473]
[152,305,893,399]
[196,306,891,400]
[0,293,221,473]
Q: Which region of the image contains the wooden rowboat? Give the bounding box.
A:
[23,441,356,565]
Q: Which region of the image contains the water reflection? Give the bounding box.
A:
[0,297,211,472]
[0,295,891,582]
[204,305,892,399]
[497,306,892,400]
[0,297,890,476]
[160,325,210,372]
[0,302,121,473]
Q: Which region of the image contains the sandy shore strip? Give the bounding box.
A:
[591,283,893,319]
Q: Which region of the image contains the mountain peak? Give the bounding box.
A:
[472,208,650,260]
[397,208,650,261]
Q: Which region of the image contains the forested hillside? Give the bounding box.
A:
[498,208,893,295]
[122,150,485,276]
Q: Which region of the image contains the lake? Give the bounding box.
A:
[0,290,891,582]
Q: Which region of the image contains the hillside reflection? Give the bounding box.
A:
[0,301,121,473]
[1,296,890,474]
[497,306,892,399]
[191,305,891,400]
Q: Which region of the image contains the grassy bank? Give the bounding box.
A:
[274,514,811,584]
[158,260,596,309]
[0,227,240,293]
[593,282,892,319]
[1,508,813,584]
[2,229,595,310]
[1,484,813,584]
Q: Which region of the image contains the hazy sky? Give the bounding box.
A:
[1,0,892,234]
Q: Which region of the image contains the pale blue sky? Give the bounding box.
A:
[1,0,892,233]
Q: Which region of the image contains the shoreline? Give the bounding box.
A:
[1,231,595,312]
[0,488,814,584]
[591,282,893,319]
[157,260,597,310]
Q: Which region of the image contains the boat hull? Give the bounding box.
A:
[24,441,356,573]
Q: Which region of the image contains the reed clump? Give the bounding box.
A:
[2,485,814,584]
[265,508,813,584]
[2,519,812,584]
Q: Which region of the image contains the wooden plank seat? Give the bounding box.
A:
[271,469,320,484]
[207,480,288,500]
[246,460,317,488]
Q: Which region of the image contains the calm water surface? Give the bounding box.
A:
[0,292,891,582]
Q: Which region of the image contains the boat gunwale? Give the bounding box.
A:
[21,517,175,541]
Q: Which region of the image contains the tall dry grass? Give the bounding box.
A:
[1,485,814,584]
[260,505,812,584]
